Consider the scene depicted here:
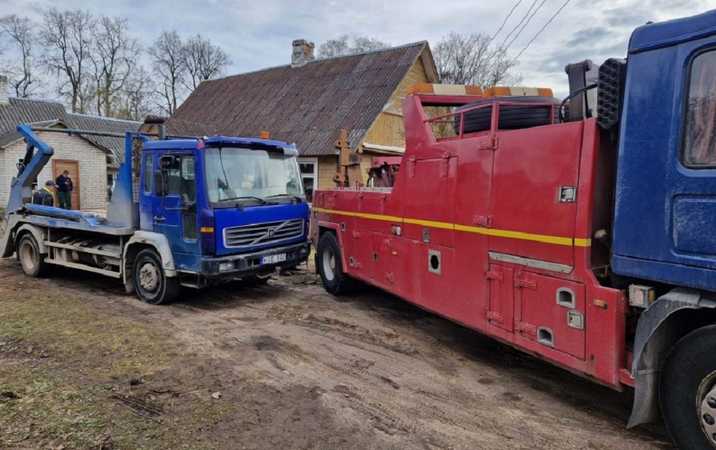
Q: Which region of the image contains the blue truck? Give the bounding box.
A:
[0,120,310,304]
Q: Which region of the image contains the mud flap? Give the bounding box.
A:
[628,288,716,427]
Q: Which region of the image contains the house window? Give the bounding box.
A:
[299,157,317,202]
[682,49,716,167]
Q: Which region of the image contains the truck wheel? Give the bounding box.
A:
[660,325,716,450]
[317,232,353,295]
[133,249,180,305]
[17,233,48,277]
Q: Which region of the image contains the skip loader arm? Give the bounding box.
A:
[4,125,54,222]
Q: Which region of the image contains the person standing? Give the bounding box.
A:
[55,170,73,209]
[32,180,56,206]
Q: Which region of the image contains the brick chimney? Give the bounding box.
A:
[291,39,315,68]
[0,75,8,106]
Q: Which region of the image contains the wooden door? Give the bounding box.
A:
[52,160,80,210]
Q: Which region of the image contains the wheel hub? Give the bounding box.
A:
[20,242,36,271]
[138,262,159,292]
[322,247,335,281]
[699,372,716,447]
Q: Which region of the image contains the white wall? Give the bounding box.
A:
[0,130,109,210]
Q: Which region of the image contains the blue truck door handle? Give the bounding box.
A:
[153,215,166,223]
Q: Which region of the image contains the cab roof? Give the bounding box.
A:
[629,9,716,54]
[142,136,297,152]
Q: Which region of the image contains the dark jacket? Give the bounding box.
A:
[32,187,54,206]
[55,175,73,193]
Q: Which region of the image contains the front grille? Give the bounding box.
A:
[223,219,304,249]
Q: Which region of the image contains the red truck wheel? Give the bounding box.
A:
[133,249,180,305]
[317,232,353,295]
[17,233,48,277]
[660,324,716,450]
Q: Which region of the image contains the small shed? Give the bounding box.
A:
[0,77,141,211]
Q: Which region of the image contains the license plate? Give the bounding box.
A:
[261,253,287,264]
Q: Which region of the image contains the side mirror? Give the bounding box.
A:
[153,170,164,196]
[159,155,175,170]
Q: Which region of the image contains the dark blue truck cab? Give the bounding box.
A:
[594,10,716,449]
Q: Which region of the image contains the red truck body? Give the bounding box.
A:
[310,89,630,389]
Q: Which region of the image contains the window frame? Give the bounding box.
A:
[680,47,716,169]
[299,157,318,202]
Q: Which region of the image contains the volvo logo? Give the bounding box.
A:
[267,227,276,237]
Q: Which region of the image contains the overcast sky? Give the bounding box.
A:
[0,0,713,99]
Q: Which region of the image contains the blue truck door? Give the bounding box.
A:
[152,153,200,271]
[670,49,716,271]
[612,33,716,291]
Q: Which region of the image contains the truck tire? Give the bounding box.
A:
[660,324,716,450]
[133,248,180,305]
[17,233,48,277]
[317,231,353,295]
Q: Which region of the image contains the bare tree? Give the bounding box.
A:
[351,36,390,53]
[183,34,231,90]
[148,30,186,115]
[88,15,142,117]
[40,9,95,113]
[115,66,156,120]
[317,35,349,58]
[317,35,390,58]
[0,15,38,97]
[433,32,521,87]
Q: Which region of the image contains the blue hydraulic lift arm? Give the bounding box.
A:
[3,125,54,224]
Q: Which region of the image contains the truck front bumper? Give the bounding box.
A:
[200,240,311,279]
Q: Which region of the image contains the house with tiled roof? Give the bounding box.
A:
[0,76,141,211]
[172,40,439,200]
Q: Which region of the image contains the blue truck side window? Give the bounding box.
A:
[143,154,153,193]
[180,155,197,240]
[181,156,196,203]
[682,49,716,167]
[164,155,196,199]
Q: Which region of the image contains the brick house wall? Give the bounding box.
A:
[0,129,109,210]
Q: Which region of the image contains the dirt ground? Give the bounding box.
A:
[0,257,675,450]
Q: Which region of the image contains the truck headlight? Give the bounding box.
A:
[219,261,235,272]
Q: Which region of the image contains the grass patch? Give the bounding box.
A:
[0,292,231,449]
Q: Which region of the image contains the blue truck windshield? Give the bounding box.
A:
[204,147,303,204]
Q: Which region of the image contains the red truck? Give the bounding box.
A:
[310,10,716,449]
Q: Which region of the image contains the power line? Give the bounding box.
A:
[510,0,572,64]
[504,0,548,51]
[489,0,524,43]
[500,0,540,47]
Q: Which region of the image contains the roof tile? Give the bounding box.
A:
[0,98,141,169]
[173,42,428,156]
